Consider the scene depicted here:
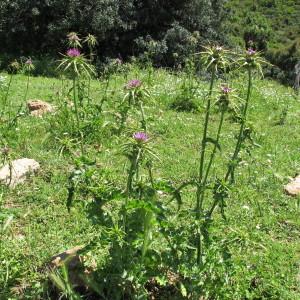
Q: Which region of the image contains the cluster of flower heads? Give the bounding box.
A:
[67,48,81,58]
[133,132,148,142]
[126,79,142,89]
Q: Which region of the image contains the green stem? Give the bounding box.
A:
[142,163,156,261]
[197,69,216,190]
[124,149,141,231]
[199,108,225,210]
[225,68,252,184]
[139,101,147,132]
[142,210,153,260]
[208,69,252,218]
[3,74,13,119]
[87,77,91,105]
[196,68,216,265]
[72,77,84,155]
[23,73,30,103]
[99,77,110,111]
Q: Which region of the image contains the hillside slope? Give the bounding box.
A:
[226,0,300,49]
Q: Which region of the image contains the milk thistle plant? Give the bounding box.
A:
[3,61,20,120]
[121,132,159,259]
[57,47,95,154]
[225,48,267,184]
[23,58,34,103]
[207,48,269,218]
[67,32,82,49]
[118,79,150,133]
[195,45,230,265]
[122,132,154,197]
[84,34,98,61]
[83,34,98,101]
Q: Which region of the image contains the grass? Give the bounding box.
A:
[0,66,300,299]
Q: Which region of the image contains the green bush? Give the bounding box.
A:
[243,12,272,50]
[266,39,300,85]
[0,0,225,66]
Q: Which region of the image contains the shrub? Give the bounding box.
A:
[0,0,226,66]
[265,39,300,85]
[243,12,272,51]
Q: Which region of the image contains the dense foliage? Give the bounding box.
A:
[0,0,225,65]
[225,0,300,85]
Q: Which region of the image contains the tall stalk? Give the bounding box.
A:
[123,147,141,232]
[195,68,216,265]
[3,74,13,119]
[142,163,155,260]
[72,77,84,155]
[208,69,252,218]
[225,69,252,184]
[199,108,226,210]
[23,73,30,103]
[139,102,147,132]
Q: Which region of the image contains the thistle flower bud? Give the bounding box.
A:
[200,45,230,72]
[67,32,82,48]
[84,34,98,48]
[24,58,35,72]
[67,32,80,42]
[10,60,20,71]
[25,58,33,65]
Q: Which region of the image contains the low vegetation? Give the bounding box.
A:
[0,37,300,299]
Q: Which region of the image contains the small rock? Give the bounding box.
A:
[284,175,300,196]
[27,99,54,116]
[0,158,40,187]
[49,246,85,288]
[50,245,84,268]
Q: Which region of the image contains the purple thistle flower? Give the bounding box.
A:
[247,48,256,56]
[67,48,81,57]
[126,79,142,89]
[133,132,148,142]
[221,86,232,94]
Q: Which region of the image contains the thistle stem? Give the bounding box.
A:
[139,101,147,132]
[23,73,30,103]
[207,69,252,218]
[225,68,252,184]
[196,68,216,265]
[72,77,84,155]
[142,210,153,260]
[142,164,155,261]
[199,108,225,211]
[3,74,13,120]
[124,148,141,231]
